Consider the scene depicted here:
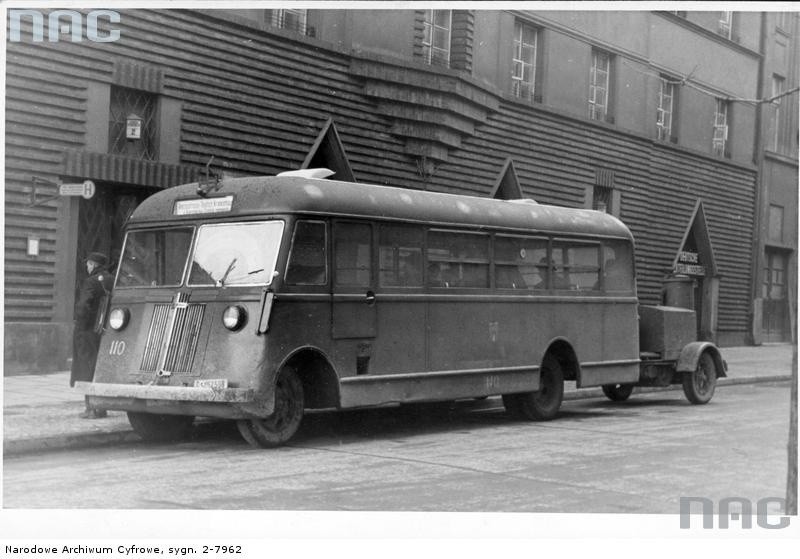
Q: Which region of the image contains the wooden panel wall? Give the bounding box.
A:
[4,9,756,337]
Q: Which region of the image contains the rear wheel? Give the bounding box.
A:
[503,356,564,421]
[237,366,304,448]
[127,412,194,442]
[682,351,718,405]
[602,383,634,402]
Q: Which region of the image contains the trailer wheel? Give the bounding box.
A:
[504,356,564,421]
[127,412,194,442]
[682,351,718,405]
[601,383,634,402]
[237,366,304,448]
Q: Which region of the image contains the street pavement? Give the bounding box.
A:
[2,344,795,456]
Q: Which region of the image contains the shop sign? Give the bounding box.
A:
[675,251,705,276]
[59,180,95,199]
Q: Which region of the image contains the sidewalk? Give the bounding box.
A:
[3,344,795,456]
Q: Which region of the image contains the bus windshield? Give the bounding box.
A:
[188,221,284,287]
[116,227,194,288]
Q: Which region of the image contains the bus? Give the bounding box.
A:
[78,169,725,448]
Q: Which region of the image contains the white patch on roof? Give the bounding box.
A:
[277,168,335,179]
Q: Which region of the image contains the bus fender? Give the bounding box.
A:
[675,342,727,377]
[275,346,341,409]
[543,337,581,383]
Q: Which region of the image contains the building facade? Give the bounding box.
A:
[752,11,799,344]
[4,8,795,372]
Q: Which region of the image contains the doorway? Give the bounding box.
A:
[762,249,790,343]
[74,183,157,298]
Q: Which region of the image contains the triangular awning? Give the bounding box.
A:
[672,200,719,278]
[301,118,356,182]
[489,158,524,200]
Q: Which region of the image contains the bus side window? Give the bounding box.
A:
[286,220,327,285]
[379,225,423,287]
[552,242,600,291]
[603,242,634,292]
[495,236,548,290]
[427,230,489,288]
[334,222,372,287]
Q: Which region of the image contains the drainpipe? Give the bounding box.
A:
[749,11,768,345]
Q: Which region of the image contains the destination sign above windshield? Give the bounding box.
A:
[174,196,234,216]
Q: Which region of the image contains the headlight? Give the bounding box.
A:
[222,305,247,331]
[108,308,130,331]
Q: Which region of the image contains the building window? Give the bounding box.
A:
[593,185,613,213]
[712,99,729,157]
[108,86,157,160]
[775,12,789,32]
[422,9,452,67]
[589,50,612,123]
[770,75,786,153]
[718,11,733,39]
[763,251,787,300]
[268,9,313,36]
[768,205,784,243]
[657,77,676,141]
[511,20,539,101]
[593,167,617,215]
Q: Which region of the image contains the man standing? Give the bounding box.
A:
[70,252,113,419]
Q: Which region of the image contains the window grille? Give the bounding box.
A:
[422,10,452,67]
[511,21,538,101]
[108,86,157,160]
[770,75,785,153]
[712,99,729,157]
[589,50,611,122]
[718,12,733,39]
[269,9,314,37]
[656,78,675,141]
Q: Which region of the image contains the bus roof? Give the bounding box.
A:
[127,175,633,240]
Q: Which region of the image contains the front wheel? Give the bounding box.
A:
[602,383,634,402]
[237,366,304,448]
[503,356,564,421]
[682,351,718,405]
[127,412,194,442]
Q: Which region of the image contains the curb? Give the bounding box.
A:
[3,374,792,457]
[4,430,140,457]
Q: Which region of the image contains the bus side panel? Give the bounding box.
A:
[266,297,334,377]
[427,298,503,371]
[370,295,426,375]
[575,299,640,387]
[426,296,640,389]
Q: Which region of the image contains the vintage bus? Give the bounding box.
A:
[78,170,725,447]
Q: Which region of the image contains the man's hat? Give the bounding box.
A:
[85,252,108,266]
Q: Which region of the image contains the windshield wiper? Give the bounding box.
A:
[217,257,238,287]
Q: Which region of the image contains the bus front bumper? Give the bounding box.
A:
[74,382,273,419]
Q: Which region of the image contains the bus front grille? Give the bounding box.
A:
[140,301,205,374]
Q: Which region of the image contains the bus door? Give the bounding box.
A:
[331,221,376,376]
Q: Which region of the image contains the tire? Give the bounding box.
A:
[602,383,634,402]
[682,351,718,405]
[504,356,564,421]
[237,366,304,448]
[127,412,194,442]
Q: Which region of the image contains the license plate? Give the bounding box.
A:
[194,378,228,389]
